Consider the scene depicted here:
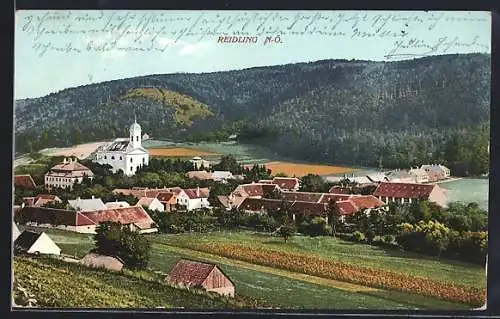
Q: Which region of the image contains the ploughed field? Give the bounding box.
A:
[19,226,484,310]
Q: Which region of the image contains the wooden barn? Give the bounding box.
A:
[165,259,235,297]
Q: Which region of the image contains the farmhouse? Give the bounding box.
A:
[373,182,448,207]
[216,195,246,211]
[408,167,430,183]
[104,201,131,209]
[16,207,98,233]
[183,187,211,211]
[22,194,62,208]
[259,177,300,191]
[230,183,281,199]
[156,192,177,212]
[68,196,107,212]
[80,253,124,272]
[14,230,61,256]
[93,119,149,176]
[44,158,94,190]
[211,171,234,183]
[14,175,37,189]
[421,164,451,181]
[136,197,164,212]
[166,259,235,297]
[82,206,158,234]
[237,198,283,214]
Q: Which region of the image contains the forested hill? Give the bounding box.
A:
[15,53,490,175]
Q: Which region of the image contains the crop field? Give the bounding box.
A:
[249,161,355,177]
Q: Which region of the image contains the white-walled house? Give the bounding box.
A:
[136,197,165,212]
[14,230,61,255]
[93,119,149,176]
[68,196,107,212]
[183,187,211,211]
[44,158,94,190]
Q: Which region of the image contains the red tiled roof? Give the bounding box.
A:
[328,186,351,194]
[167,259,217,287]
[336,200,359,216]
[136,197,156,207]
[291,201,328,216]
[235,183,279,198]
[82,206,155,227]
[281,191,323,203]
[318,193,351,204]
[50,161,93,172]
[373,182,435,199]
[272,177,300,190]
[348,195,385,210]
[17,206,94,226]
[184,188,209,199]
[157,192,175,202]
[14,175,37,189]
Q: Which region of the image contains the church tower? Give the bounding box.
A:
[129,116,142,149]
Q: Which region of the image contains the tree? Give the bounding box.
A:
[300,174,326,192]
[93,222,151,270]
[278,221,296,243]
[327,200,341,237]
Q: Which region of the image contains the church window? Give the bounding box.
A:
[143,157,145,163]
[136,136,139,142]
[120,156,122,160]
[111,156,115,160]
[130,158,133,163]
[104,155,107,160]
[130,167,133,172]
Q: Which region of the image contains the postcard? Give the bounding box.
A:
[12,10,490,311]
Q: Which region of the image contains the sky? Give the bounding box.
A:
[14,10,491,99]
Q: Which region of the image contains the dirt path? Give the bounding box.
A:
[155,243,381,293]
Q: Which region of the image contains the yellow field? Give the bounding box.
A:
[148,147,219,157]
[249,161,355,177]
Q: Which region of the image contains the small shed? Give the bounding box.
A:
[80,253,124,272]
[166,259,235,297]
[12,223,21,241]
[14,230,61,255]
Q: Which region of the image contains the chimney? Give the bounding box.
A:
[63,158,67,164]
[91,195,95,199]
[196,186,200,197]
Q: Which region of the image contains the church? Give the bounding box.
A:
[93,118,149,176]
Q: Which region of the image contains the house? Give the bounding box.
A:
[156,192,177,212]
[290,201,328,220]
[237,198,283,214]
[166,259,235,297]
[136,197,164,212]
[373,182,448,207]
[271,177,300,191]
[16,207,98,233]
[14,175,37,189]
[280,191,324,203]
[408,167,430,183]
[189,157,211,170]
[80,253,124,271]
[186,170,213,180]
[22,194,62,208]
[328,186,351,194]
[211,171,234,183]
[230,183,281,199]
[104,201,131,209]
[385,170,416,183]
[68,196,107,212]
[93,119,149,176]
[421,164,451,181]
[45,158,94,190]
[82,206,158,234]
[14,230,61,255]
[183,187,211,211]
[12,222,21,241]
[112,188,162,199]
[165,187,191,209]
[216,195,246,211]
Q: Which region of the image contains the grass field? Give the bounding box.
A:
[16,226,480,309]
[147,147,220,157]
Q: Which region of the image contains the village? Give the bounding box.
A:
[12,119,488,309]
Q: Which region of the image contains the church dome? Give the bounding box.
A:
[130,121,141,132]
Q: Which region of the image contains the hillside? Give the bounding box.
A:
[14,53,491,174]
[12,256,263,309]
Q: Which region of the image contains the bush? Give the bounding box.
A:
[351,231,365,243]
[365,229,375,244]
[383,235,394,245]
